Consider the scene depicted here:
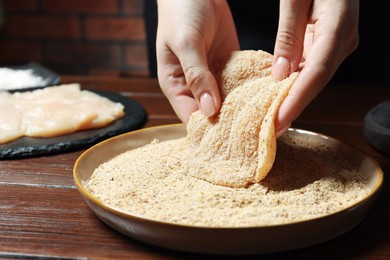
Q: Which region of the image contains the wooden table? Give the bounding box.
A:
[1,76,389,259]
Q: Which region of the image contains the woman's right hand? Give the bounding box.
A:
[156,0,240,123]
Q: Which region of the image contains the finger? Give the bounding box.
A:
[156,45,199,123]
[276,35,344,137]
[276,1,359,136]
[177,41,222,119]
[275,75,321,138]
[272,0,312,80]
[171,94,200,124]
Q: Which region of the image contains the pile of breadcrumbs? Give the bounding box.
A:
[85,134,369,227]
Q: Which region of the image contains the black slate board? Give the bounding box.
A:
[364,100,390,157]
[0,90,147,159]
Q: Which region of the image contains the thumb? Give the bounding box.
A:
[178,43,221,118]
[272,0,311,80]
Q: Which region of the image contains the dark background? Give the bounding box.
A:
[145,0,390,86]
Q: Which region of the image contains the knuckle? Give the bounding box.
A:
[176,35,193,50]
[175,28,203,50]
[276,31,301,48]
[335,26,359,60]
[349,29,359,53]
[185,67,205,91]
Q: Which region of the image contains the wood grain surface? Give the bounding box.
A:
[0,76,388,259]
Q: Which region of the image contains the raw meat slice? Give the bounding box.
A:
[0,84,125,143]
[0,92,24,143]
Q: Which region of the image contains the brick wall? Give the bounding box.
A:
[0,0,149,77]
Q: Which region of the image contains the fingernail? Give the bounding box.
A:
[273,56,290,81]
[200,92,216,118]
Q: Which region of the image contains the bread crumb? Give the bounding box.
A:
[85,133,369,227]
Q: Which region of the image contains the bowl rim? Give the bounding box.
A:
[73,124,384,230]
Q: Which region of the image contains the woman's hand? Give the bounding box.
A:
[272,0,359,136]
[156,0,239,123]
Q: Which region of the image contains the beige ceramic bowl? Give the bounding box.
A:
[74,124,383,255]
